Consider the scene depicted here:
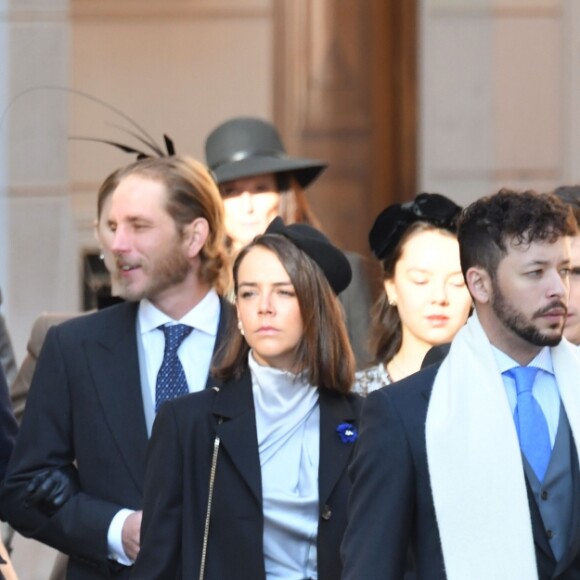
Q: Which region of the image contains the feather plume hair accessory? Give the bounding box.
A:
[0,85,176,160]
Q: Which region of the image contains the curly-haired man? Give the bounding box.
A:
[343,189,580,580]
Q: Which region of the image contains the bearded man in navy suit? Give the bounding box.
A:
[342,189,580,580]
[0,156,233,579]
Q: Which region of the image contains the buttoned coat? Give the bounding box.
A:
[0,299,233,580]
[131,368,362,580]
[341,364,580,580]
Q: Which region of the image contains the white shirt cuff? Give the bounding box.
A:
[107,508,135,565]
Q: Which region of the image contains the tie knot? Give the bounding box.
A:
[505,366,540,395]
[160,324,192,354]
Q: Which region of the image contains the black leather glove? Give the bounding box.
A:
[23,468,77,515]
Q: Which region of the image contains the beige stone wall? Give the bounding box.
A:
[419,0,572,206]
[4,0,580,363]
[1,0,274,362]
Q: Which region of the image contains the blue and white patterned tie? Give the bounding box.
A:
[506,366,551,482]
[155,324,192,412]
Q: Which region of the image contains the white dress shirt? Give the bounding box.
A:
[108,290,221,565]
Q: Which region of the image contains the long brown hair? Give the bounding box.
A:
[276,172,323,229]
[213,234,355,393]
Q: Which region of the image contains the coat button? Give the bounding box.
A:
[546,529,554,539]
[321,505,332,520]
[541,490,549,500]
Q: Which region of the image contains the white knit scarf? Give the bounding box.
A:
[426,313,580,580]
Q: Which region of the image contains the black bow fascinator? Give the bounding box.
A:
[265,217,352,295]
[369,193,462,261]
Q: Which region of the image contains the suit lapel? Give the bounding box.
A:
[213,370,262,505]
[318,391,359,507]
[552,436,580,577]
[204,297,235,389]
[84,302,149,494]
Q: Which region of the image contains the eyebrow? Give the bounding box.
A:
[522,259,571,267]
[238,281,293,288]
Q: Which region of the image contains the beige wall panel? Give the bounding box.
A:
[1,7,74,364]
[72,0,269,19]
[493,17,561,181]
[420,0,567,204]
[69,15,272,185]
[5,22,69,185]
[427,0,559,14]
[562,0,580,184]
[421,17,494,182]
[493,0,560,11]
[6,0,68,13]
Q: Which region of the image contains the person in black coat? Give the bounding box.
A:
[0,156,234,579]
[342,189,580,579]
[132,218,362,579]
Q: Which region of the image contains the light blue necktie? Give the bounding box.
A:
[506,366,551,482]
[155,324,192,412]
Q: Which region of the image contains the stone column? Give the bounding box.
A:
[0,0,75,362]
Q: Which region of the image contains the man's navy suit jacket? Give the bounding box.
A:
[341,364,580,580]
[0,299,233,579]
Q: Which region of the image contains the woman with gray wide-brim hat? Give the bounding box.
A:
[205,116,375,369]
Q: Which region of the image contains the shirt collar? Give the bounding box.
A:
[491,345,554,375]
[138,289,220,336]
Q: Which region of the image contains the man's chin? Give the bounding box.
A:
[116,285,145,303]
[534,331,563,347]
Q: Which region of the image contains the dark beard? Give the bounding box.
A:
[490,279,565,347]
[115,248,191,303]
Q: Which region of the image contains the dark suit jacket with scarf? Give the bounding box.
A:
[0,298,233,580]
[131,367,363,580]
[341,364,580,580]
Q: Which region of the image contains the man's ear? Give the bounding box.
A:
[466,266,492,304]
[183,217,210,258]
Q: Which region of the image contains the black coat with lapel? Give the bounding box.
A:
[132,368,362,579]
[0,298,233,580]
[341,364,580,580]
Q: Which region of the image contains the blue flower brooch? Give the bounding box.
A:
[336,422,358,444]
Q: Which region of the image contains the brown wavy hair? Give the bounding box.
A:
[213,233,355,393]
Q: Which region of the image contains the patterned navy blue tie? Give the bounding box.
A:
[155,324,193,412]
[506,366,551,482]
